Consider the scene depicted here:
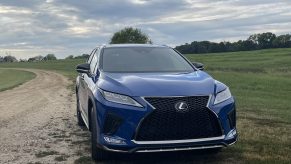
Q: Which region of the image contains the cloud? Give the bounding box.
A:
[0,0,291,58]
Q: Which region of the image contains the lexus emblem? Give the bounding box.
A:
[175,101,189,113]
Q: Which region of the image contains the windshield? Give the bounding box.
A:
[101,47,194,73]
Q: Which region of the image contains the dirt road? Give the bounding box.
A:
[0,69,92,164]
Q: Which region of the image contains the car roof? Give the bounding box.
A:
[102,44,169,48]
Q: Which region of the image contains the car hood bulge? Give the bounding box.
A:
[98,71,215,97]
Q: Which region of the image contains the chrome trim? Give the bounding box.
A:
[99,145,129,153]
[206,94,224,135]
[142,95,211,98]
[206,94,213,109]
[100,144,225,153]
[228,139,237,146]
[140,97,156,109]
[141,95,212,110]
[206,94,219,118]
[136,145,224,153]
[132,135,225,145]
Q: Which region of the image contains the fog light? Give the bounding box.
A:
[226,129,237,140]
[104,136,126,145]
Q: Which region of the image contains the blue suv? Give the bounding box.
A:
[75,44,237,160]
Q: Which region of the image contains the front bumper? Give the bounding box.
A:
[94,91,238,153]
[99,132,237,153]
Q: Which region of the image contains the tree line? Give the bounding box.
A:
[175,32,291,54]
[0,53,89,63]
[1,29,291,63]
[0,54,58,63]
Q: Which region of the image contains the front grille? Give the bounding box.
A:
[135,96,222,141]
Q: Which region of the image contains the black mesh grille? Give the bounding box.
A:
[135,96,222,141]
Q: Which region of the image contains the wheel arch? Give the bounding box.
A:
[87,91,97,132]
[88,98,93,131]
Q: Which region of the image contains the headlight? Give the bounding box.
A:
[100,90,143,107]
[214,87,232,105]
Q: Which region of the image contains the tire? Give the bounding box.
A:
[76,94,85,126]
[90,106,110,161]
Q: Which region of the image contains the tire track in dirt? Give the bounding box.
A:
[0,69,92,164]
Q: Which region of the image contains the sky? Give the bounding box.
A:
[0,0,291,59]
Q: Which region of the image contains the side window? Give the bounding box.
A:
[87,48,98,63]
[89,48,101,74]
[93,48,100,74]
[90,55,98,74]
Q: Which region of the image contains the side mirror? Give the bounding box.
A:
[76,63,90,74]
[192,62,204,71]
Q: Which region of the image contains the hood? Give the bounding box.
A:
[98,71,215,97]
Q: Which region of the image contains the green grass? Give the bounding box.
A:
[0,69,36,91]
[0,59,85,81]
[185,48,291,163]
[1,48,291,163]
[0,59,85,91]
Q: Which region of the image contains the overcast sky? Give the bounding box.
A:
[1,0,291,59]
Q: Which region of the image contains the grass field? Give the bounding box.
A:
[185,48,291,163]
[0,59,85,91]
[0,48,291,163]
[0,69,36,91]
[0,59,85,81]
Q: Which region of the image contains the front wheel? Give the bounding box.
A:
[90,106,110,161]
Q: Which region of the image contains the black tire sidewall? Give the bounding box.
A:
[91,106,98,160]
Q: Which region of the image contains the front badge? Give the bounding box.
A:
[175,101,189,113]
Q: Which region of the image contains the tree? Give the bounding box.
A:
[257,32,276,49]
[272,34,291,48]
[248,34,259,44]
[19,59,27,62]
[3,55,18,62]
[175,32,291,54]
[0,56,3,62]
[65,55,74,59]
[43,54,57,61]
[28,55,43,62]
[34,55,44,61]
[28,57,35,62]
[74,54,89,59]
[110,27,152,44]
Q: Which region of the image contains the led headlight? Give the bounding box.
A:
[214,87,232,105]
[100,90,143,107]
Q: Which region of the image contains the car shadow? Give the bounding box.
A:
[103,149,227,164]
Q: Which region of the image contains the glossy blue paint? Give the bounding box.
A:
[76,44,237,153]
[98,71,215,96]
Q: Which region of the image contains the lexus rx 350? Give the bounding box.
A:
[75,44,237,160]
